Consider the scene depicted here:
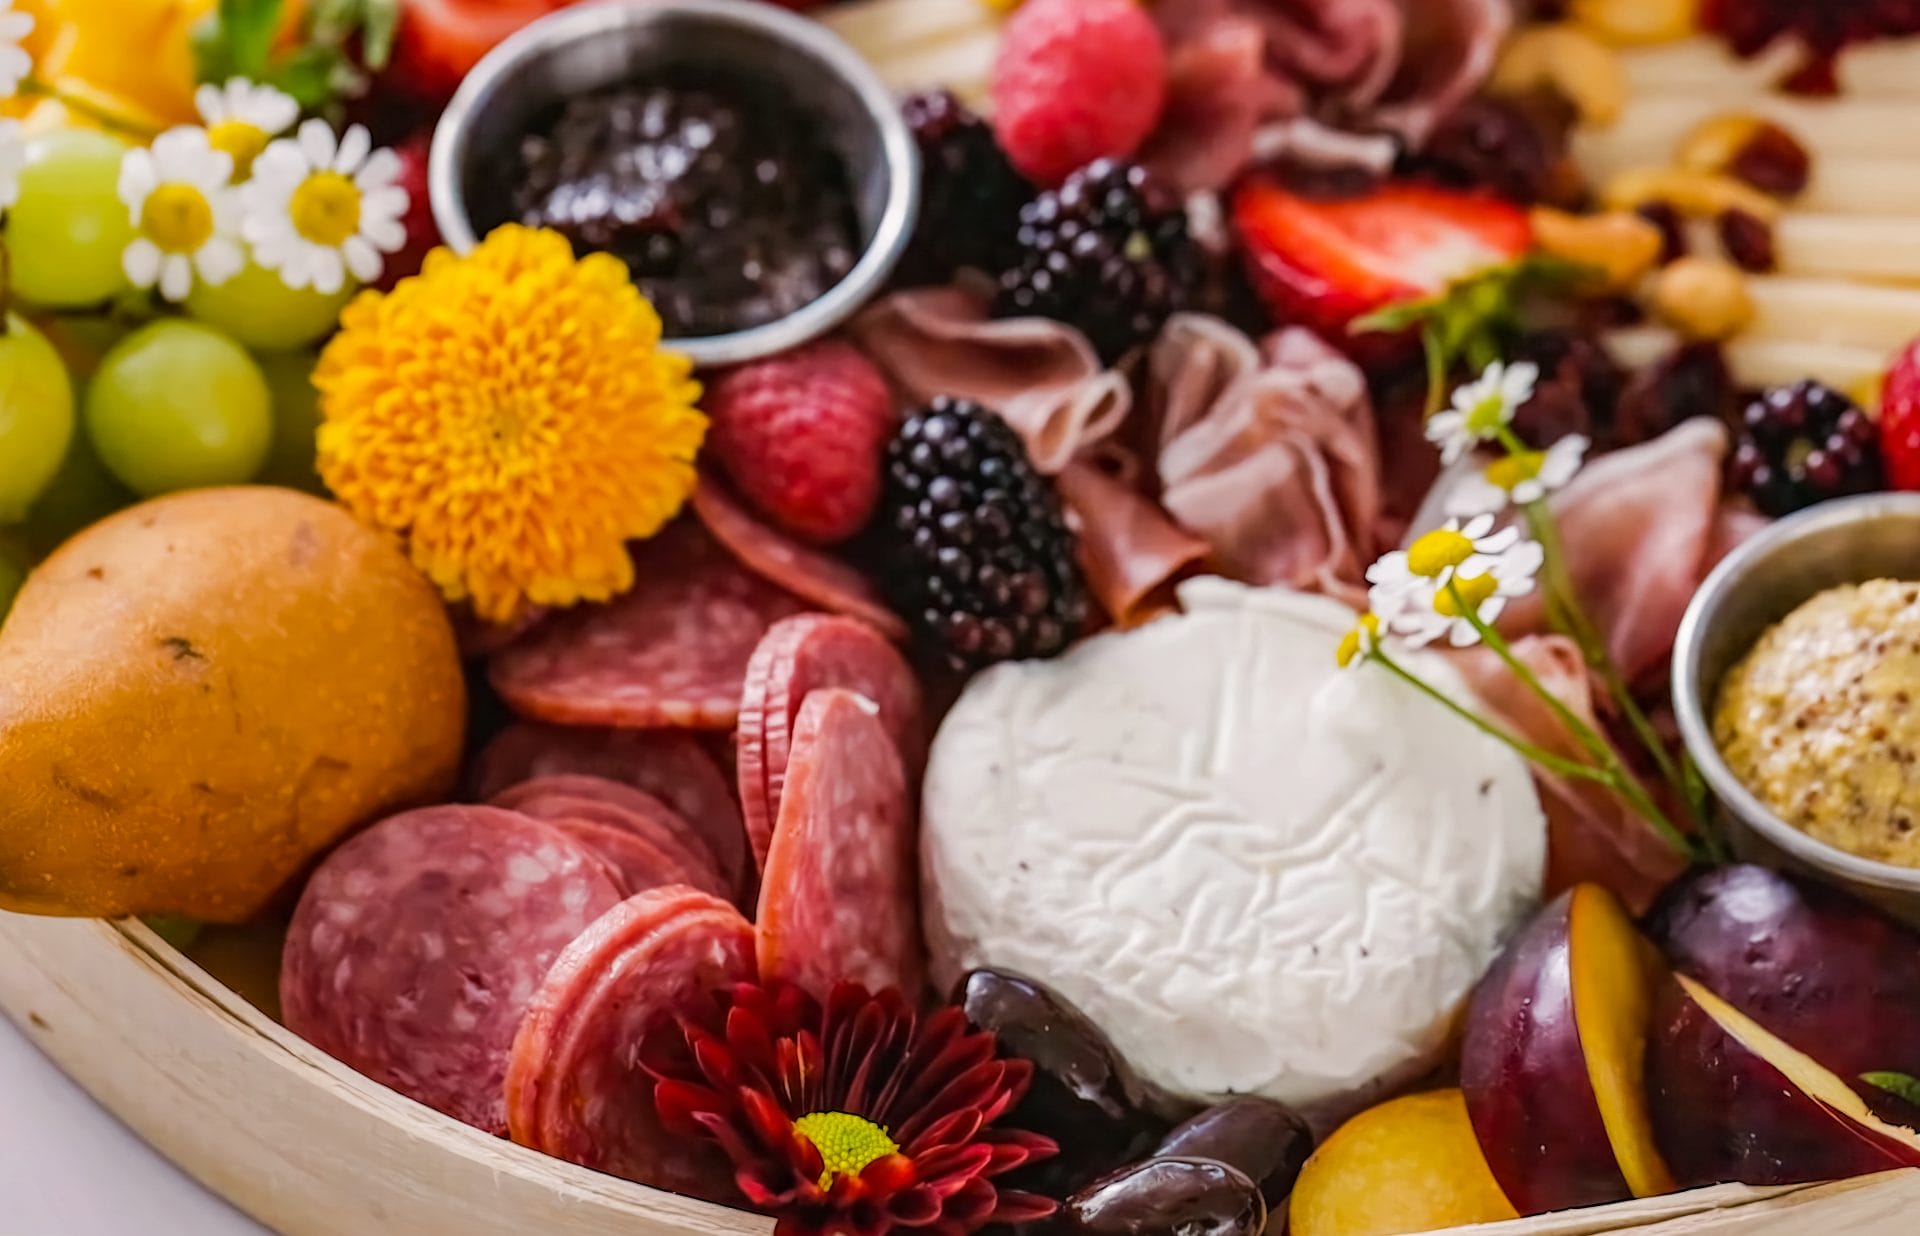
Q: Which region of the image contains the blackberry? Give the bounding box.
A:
[995,159,1202,363]
[882,397,1088,672]
[898,90,1032,285]
[1730,379,1883,516]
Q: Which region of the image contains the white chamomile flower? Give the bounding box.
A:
[1336,611,1383,669]
[196,78,300,179]
[0,0,33,101]
[1447,434,1591,518]
[1367,514,1543,648]
[0,118,23,211]
[1393,547,1544,649]
[119,127,244,303]
[1426,360,1540,464]
[242,119,409,295]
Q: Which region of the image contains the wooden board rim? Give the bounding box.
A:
[0,912,1916,1233]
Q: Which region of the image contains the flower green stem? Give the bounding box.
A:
[1456,586,1701,863]
[1370,651,1616,786]
[1484,424,1715,848]
[1521,495,1708,829]
[1421,329,1448,418]
[1451,578,1613,766]
[19,77,160,141]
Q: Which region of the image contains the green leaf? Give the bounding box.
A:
[266,45,348,110]
[1864,1072,1920,1107]
[356,0,402,71]
[221,0,288,79]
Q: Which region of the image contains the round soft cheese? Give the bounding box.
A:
[921,578,1546,1118]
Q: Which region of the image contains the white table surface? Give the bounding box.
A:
[0,1013,270,1236]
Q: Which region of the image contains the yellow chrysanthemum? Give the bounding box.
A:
[315,224,705,623]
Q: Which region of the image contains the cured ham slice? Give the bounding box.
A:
[1153,317,1382,607]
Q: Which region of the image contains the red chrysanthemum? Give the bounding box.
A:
[643,981,1058,1236]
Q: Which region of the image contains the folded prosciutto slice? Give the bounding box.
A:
[852,290,1388,624]
[1142,0,1512,193]
[1152,316,1382,606]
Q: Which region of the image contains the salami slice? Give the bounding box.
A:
[543,820,716,900]
[756,690,924,1001]
[467,725,747,889]
[279,805,624,1135]
[489,520,808,730]
[505,886,753,1198]
[499,788,730,901]
[449,601,550,659]
[691,476,908,642]
[738,615,925,871]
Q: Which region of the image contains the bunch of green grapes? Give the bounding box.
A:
[0,131,342,621]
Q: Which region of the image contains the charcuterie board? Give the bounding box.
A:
[8,0,1920,1234]
[0,914,1915,1235]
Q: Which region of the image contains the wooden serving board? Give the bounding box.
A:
[0,3,1916,1234]
[0,912,1914,1235]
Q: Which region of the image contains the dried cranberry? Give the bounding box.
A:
[1718,209,1778,272]
[1509,331,1623,450]
[1614,343,1738,449]
[1635,202,1688,264]
[1729,124,1812,197]
[1703,0,1920,96]
[1400,93,1573,206]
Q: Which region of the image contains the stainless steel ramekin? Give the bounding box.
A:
[428,0,920,369]
[1673,493,1920,922]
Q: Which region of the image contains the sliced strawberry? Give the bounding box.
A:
[1881,339,1920,491]
[388,0,576,102]
[1231,177,1533,343]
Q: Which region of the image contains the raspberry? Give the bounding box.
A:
[1881,340,1920,491]
[374,130,440,292]
[704,342,896,545]
[991,0,1167,187]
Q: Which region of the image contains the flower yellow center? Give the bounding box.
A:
[206,120,268,178]
[1436,573,1498,618]
[1463,392,1510,436]
[290,171,362,247]
[793,1111,900,1189]
[141,184,215,254]
[1337,612,1381,668]
[1406,528,1476,579]
[1484,451,1543,492]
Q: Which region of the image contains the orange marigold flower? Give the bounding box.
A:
[314,224,705,623]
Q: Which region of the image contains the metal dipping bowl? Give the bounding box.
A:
[428,0,920,369]
[1673,493,1920,921]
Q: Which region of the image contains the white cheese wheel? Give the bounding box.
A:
[921,579,1546,1120]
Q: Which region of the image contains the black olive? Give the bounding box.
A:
[1063,1157,1266,1236]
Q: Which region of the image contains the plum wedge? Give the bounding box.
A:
[1461,883,1675,1214]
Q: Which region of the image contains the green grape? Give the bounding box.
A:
[5,130,137,309]
[0,545,23,624]
[17,414,137,557]
[186,261,357,351]
[38,313,132,384]
[255,349,327,494]
[0,316,78,524]
[85,321,272,498]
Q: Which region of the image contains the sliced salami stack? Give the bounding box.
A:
[282,493,930,1198]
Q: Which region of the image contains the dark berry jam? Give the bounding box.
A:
[490,77,862,339]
